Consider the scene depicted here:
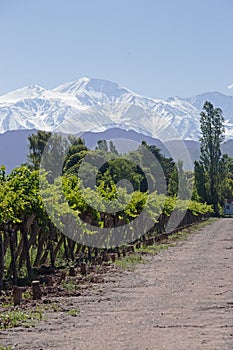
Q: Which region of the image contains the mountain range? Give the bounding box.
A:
[0,77,233,172]
[0,77,233,141]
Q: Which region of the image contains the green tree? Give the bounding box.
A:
[141,143,175,193]
[96,139,108,152]
[28,130,51,169]
[97,157,145,192]
[109,141,118,155]
[28,130,72,181]
[193,160,206,201]
[195,101,226,214]
[63,137,88,173]
[168,164,178,197]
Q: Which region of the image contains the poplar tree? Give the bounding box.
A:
[195,101,226,214]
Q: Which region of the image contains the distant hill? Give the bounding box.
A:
[0,127,232,173]
[0,129,33,172]
[0,128,167,172]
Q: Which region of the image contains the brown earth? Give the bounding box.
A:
[1,218,233,350]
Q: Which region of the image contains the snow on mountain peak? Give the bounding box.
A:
[184,91,233,118]
[54,77,129,98]
[0,77,233,141]
[0,85,47,103]
[54,77,90,94]
[0,84,65,104]
[53,77,132,107]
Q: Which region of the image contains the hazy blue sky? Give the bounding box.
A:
[0,0,233,99]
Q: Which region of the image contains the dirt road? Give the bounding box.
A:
[1,218,233,349]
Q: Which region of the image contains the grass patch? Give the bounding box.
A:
[61,279,76,292]
[40,301,62,313]
[0,308,43,329]
[189,217,218,230]
[136,243,172,255]
[67,309,80,317]
[114,253,144,270]
[22,290,32,300]
[169,230,189,240]
[1,300,14,309]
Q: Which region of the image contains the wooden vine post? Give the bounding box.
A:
[13,286,22,306]
[59,271,66,284]
[69,266,76,276]
[32,280,42,300]
[80,262,87,275]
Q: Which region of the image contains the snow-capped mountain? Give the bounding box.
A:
[0,77,233,141]
[181,92,233,140]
